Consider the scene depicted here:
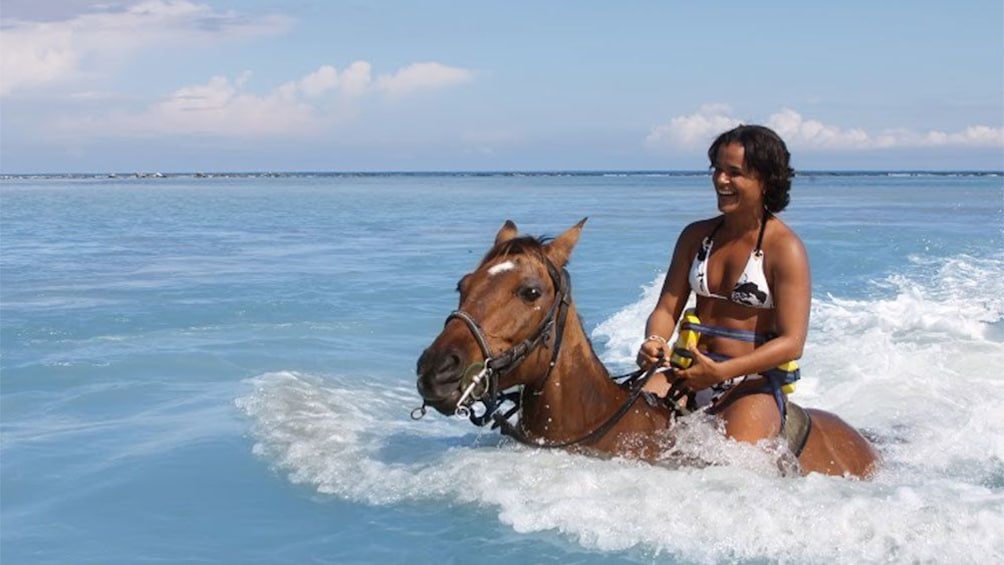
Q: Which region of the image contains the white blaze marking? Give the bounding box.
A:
[488,260,516,276]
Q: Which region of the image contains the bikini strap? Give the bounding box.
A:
[707,219,724,243]
[754,212,771,254]
[697,219,724,260]
[706,215,766,253]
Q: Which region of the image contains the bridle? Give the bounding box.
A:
[412,253,663,448]
[412,255,571,424]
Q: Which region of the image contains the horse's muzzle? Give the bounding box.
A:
[416,346,465,414]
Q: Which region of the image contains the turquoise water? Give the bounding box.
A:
[2,172,1003,564]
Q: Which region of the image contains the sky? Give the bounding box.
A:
[1,0,1002,173]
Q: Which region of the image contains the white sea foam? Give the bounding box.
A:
[237,253,1004,563]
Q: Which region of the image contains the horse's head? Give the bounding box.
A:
[416,218,585,415]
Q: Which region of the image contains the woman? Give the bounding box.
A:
[639,124,809,445]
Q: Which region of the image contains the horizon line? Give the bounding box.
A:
[2,168,1002,178]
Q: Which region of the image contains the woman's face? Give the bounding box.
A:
[711,142,765,215]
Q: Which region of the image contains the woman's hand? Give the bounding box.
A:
[636,337,670,369]
[674,345,724,391]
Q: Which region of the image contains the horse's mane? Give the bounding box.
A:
[478,235,554,268]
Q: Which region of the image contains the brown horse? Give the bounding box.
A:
[415,219,879,478]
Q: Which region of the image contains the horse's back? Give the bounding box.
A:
[799,408,880,478]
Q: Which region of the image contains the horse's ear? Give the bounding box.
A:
[494,220,519,246]
[545,217,587,267]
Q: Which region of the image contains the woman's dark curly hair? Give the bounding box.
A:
[708,125,795,213]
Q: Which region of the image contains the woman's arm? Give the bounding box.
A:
[637,222,703,368]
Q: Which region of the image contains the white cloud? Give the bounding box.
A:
[648,106,1004,151]
[375,62,475,97]
[340,62,374,98]
[645,104,742,148]
[0,0,292,96]
[106,73,329,137]
[918,125,1004,147]
[0,20,80,94]
[64,61,475,138]
[297,66,339,98]
[91,74,317,137]
[766,108,872,149]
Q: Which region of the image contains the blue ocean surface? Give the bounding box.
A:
[2,171,1003,564]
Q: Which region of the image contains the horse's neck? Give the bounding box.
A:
[517,301,629,437]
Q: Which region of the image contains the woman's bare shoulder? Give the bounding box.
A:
[679,216,722,242]
[668,217,720,260]
[765,217,807,263]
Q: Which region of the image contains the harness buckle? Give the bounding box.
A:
[455,362,491,415]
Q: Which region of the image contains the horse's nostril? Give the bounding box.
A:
[416,346,466,408]
[417,347,463,381]
[440,351,461,373]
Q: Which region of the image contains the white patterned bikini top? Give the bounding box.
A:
[688,217,774,309]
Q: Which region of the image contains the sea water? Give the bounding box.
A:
[1,171,1002,564]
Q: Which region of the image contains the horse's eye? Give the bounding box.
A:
[519,286,542,302]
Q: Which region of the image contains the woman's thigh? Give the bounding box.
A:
[718,392,782,443]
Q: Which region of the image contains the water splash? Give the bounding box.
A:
[238,253,1004,563]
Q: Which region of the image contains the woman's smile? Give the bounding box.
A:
[712,143,764,214]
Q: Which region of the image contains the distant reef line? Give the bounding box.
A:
[3,170,1001,180]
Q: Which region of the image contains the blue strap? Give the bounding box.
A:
[765,371,788,428]
[762,365,800,385]
[682,322,770,344]
[701,351,800,386]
